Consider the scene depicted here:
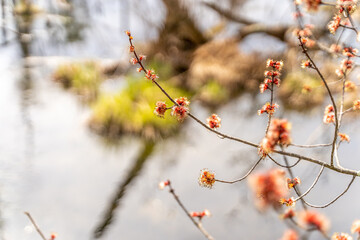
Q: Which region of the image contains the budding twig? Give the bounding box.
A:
[265,77,275,135]
[298,36,339,167]
[126,32,360,181]
[166,181,214,240]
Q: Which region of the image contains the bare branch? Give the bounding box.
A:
[294,164,325,201]
[202,2,254,25]
[289,143,332,148]
[301,176,356,208]
[24,212,47,240]
[215,157,263,184]
[267,155,301,168]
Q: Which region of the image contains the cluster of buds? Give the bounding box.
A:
[337,0,358,14]
[260,59,283,93]
[338,133,350,142]
[171,97,190,121]
[154,101,167,118]
[336,57,354,77]
[279,197,295,207]
[126,31,160,81]
[328,1,357,35]
[330,44,342,53]
[302,84,312,94]
[343,47,358,57]
[294,25,316,48]
[281,208,295,219]
[206,114,221,129]
[258,102,279,115]
[190,209,211,219]
[125,30,133,39]
[130,55,146,65]
[145,69,159,81]
[354,100,360,110]
[286,177,301,189]
[158,180,170,190]
[248,169,287,210]
[328,14,341,34]
[351,220,360,235]
[323,104,335,124]
[292,10,303,19]
[259,119,292,157]
[342,59,354,70]
[301,60,312,69]
[298,0,322,11]
[331,232,353,240]
[299,210,330,233]
[198,169,216,188]
[345,81,357,92]
[280,229,299,240]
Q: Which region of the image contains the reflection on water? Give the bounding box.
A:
[18,66,34,160]
[0,0,359,240]
[93,141,155,238]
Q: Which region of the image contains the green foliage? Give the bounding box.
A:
[89,76,188,140]
[279,71,325,111]
[53,61,103,102]
[148,59,173,80]
[197,80,229,107]
[14,1,41,22]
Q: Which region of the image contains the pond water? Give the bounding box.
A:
[0,0,359,240]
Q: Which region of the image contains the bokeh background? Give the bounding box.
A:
[0,0,360,239]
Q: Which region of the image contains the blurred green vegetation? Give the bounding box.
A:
[89,75,189,140]
[197,80,229,108]
[52,61,103,102]
[279,71,325,112]
[14,1,41,22]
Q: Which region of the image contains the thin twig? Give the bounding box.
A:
[346,10,359,35]
[167,182,214,240]
[336,27,346,46]
[341,107,354,116]
[267,155,301,168]
[298,36,339,166]
[320,1,337,6]
[215,157,263,184]
[24,212,47,240]
[294,164,325,201]
[301,176,356,208]
[289,143,332,148]
[280,147,307,210]
[265,82,274,135]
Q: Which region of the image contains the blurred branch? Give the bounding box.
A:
[236,24,289,41]
[267,155,301,169]
[203,2,289,41]
[93,141,155,238]
[301,175,356,208]
[215,157,263,184]
[202,2,254,25]
[24,212,47,240]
